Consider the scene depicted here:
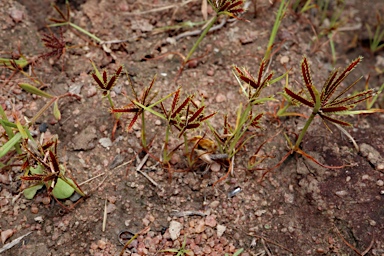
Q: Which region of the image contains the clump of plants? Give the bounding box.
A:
[262,55,377,179]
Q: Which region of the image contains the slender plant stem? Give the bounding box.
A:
[69,22,102,43]
[106,94,114,108]
[183,15,218,64]
[141,112,147,149]
[293,112,316,150]
[294,87,321,150]
[264,0,288,60]
[162,125,171,163]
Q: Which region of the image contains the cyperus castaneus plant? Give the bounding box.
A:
[263,56,375,179]
[183,0,246,65]
[48,1,102,43]
[109,74,160,149]
[20,138,85,209]
[207,59,277,184]
[90,62,123,139]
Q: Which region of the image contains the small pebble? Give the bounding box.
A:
[217,224,226,237]
[97,239,107,250]
[335,190,348,196]
[169,221,182,241]
[206,69,215,76]
[155,120,161,126]
[1,229,14,244]
[106,203,117,214]
[215,93,226,103]
[369,219,376,226]
[280,56,289,64]
[205,215,217,228]
[42,197,51,205]
[99,138,113,148]
[209,201,220,209]
[9,8,24,23]
[195,219,205,233]
[108,196,117,204]
[210,162,221,172]
[39,123,48,133]
[31,205,39,214]
[377,180,384,186]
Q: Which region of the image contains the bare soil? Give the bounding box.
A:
[1,0,384,255]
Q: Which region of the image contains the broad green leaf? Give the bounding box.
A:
[19,83,54,99]
[30,165,44,175]
[53,100,61,120]
[23,184,44,199]
[52,178,75,199]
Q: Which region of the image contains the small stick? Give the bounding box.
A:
[79,172,105,186]
[123,0,196,15]
[119,227,150,256]
[171,211,207,217]
[136,153,164,192]
[102,198,107,232]
[335,225,369,256]
[136,153,149,171]
[0,232,32,253]
[112,159,134,171]
[247,233,293,254]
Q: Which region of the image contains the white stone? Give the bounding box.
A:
[217,224,226,237]
[169,221,182,241]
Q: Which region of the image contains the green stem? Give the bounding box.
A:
[106,93,121,120]
[141,112,147,149]
[184,15,218,64]
[162,125,171,164]
[264,0,288,60]
[69,22,102,43]
[106,93,114,108]
[293,112,316,151]
[294,86,321,150]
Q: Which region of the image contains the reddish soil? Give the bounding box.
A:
[1,0,384,255]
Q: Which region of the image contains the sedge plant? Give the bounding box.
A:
[179,0,246,73]
[48,0,102,43]
[20,138,86,206]
[262,56,375,179]
[206,59,279,184]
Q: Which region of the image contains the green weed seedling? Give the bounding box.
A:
[48,0,102,43]
[205,59,279,184]
[110,74,163,149]
[0,82,79,163]
[366,22,384,53]
[1,27,69,88]
[262,56,376,179]
[225,248,244,256]
[90,61,124,139]
[160,235,192,256]
[170,0,246,79]
[20,138,85,208]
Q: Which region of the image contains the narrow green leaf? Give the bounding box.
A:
[15,119,28,139]
[0,132,22,158]
[53,100,61,120]
[0,106,22,154]
[90,60,103,82]
[233,248,244,256]
[19,83,54,99]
